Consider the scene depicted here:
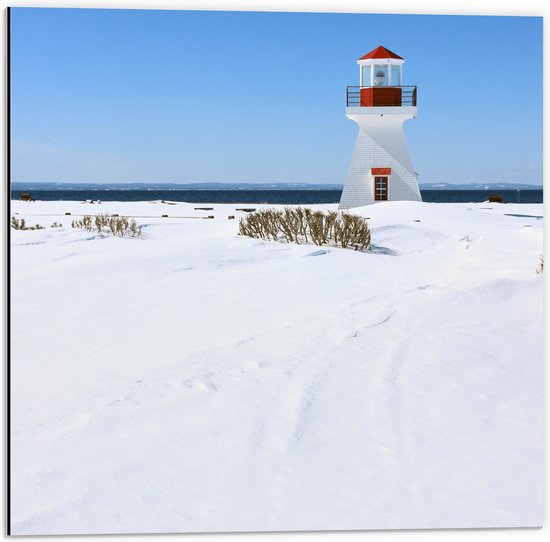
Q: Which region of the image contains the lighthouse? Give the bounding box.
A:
[339,46,422,209]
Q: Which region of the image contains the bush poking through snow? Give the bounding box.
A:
[11,217,25,230]
[71,215,93,231]
[11,217,44,230]
[239,207,371,251]
[71,214,142,238]
[537,256,543,274]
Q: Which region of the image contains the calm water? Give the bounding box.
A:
[10,189,543,205]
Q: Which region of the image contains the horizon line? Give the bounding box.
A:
[10,181,544,186]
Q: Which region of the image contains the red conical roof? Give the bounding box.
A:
[359,45,403,60]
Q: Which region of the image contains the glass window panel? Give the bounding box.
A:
[391,65,401,86]
[374,177,388,200]
[373,65,388,86]
[361,66,371,86]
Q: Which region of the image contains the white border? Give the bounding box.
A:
[1,2,547,541]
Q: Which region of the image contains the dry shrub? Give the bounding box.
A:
[72,214,142,238]
[11,217,25,230]
[239,207,371,251]
[71,215,93,231]
[11,217,44,230]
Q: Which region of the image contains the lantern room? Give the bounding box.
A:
[346,45,416,108]
[358,45,404,87]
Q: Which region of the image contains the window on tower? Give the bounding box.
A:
[373,65,388,86]
[361,66,371,87]
[374,177,389,201]
[391,65,401,86]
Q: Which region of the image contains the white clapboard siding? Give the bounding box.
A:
[339,108,422,209]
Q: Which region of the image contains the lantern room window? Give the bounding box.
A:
[373,65,388,86]
[361,65,371,86]
[391,65,401,86]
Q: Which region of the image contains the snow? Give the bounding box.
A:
[9,199,544,535]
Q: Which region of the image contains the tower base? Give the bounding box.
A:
[339,106,422,209]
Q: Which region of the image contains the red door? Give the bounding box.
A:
[374,176,388,201]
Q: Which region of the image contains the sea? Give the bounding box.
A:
[9,188,544,205]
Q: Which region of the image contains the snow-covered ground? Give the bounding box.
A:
[9,199,544,535]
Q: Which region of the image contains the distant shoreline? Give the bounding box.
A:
[10,182,544,192]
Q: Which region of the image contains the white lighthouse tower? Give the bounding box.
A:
[339,46,422,209]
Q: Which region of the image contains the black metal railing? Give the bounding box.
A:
[346,85,417,107]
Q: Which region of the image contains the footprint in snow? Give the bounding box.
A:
[67,413,93,432]
[305,249,329,257]
[366,310,395,328]
[240,360,264,371]
[103,397,129,408]
[460,235,476,249]
[172,266,194,273]
[178,375,218,393]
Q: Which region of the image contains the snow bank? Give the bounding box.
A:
[9,199,544,534]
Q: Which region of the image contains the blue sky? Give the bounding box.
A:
[10,8,542,185]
